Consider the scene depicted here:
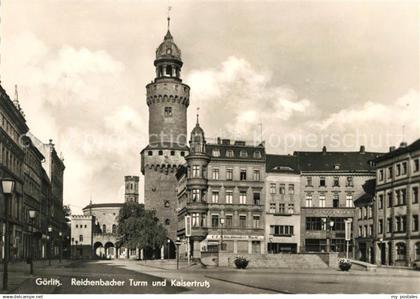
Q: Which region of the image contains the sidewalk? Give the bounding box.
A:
[0,259,73,294]
[133,259,420,278]
[136,259,201,271]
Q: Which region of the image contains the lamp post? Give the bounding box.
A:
[175,237,181,270]
[80,240,83,259]
[75,240,78,259]
[166,239,170,260]
[326,218,334,253]
[2,179,15,290]
[58,232,62,263]
[218,217,225,267]
[269,237,273,254]
[28,210,37,275]
[47,226,52,266]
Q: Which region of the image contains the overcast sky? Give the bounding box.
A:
[1,0,418,213]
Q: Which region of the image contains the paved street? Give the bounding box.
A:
[6,259,420,294]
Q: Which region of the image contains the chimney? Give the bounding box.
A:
[389,146,396,152]
[359,145,365,154]
[322,146,327,154]
[399,142,408,148]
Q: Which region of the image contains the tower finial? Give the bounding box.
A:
[196,107,200,125]
[167,5,172,31]
[14,84,19,104]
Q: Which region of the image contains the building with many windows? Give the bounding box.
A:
[374,139,420,266]
[354,179,376,263]
[298,146,381,255]
[177,119,266,259]
[265,155,301,253]
[1,84,67,262]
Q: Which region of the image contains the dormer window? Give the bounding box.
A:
[212,149,220,157]
[240,150,248,158]
[226,150,234,157]
[253,151,262,159]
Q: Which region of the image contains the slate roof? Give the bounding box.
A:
[266,154,299,173]
[374,138,420,163]
[293,150,383,172]
[266,149,384,173]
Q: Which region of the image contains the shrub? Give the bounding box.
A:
[339,258,352,271]
[234,256,249,269]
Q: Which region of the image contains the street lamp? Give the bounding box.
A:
[58,232,62,263]
[326,218,334,253]
[48,226,52,266]
[269,237,273,254]
[75,240,78,259]
[1,179,15,290]
[175,237,181,270]
[218,217,225,267]
[28,210,37,275]
[166,239,170,260]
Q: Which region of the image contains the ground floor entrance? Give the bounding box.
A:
[268,243,297,254]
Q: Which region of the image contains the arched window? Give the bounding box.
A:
[166,65,172,76]
[112,224,117,234]
[396,242,406,261]
[165,219,170,226]
[102,224,106,234]
[164,201,170,208]
[415,242,420,261]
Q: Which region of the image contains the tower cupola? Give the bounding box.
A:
[154,16,183,80]
[190,111,206,154]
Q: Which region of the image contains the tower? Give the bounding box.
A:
[141,16,190,243]
[124,176,139,203]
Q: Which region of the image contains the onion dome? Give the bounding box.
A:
[155,30,182,62]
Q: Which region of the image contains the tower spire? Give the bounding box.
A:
[196,107,200,125]
[167,5,172,32]
[14,84,19,106]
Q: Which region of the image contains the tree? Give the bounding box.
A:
[117,202,167,258]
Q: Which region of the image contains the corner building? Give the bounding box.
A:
[141,26,189,252]
[177,120,266,259]
[374,139,420,266]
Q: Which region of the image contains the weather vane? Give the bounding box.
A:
[167,5,172,31]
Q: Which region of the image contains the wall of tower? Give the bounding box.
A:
[146,80,190,146]
[142,149,188,241]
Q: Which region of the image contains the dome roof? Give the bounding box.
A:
[155,30,182,61]
[191,122,205,137]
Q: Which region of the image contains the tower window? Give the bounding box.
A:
[170,150,175,156]
[164,201,170,208]
[158,150,163,156]
[148,151,153,156]
[180,151,185,156]
[166,65,172,76]
[165,219,170,226]
[164,107,173,117]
